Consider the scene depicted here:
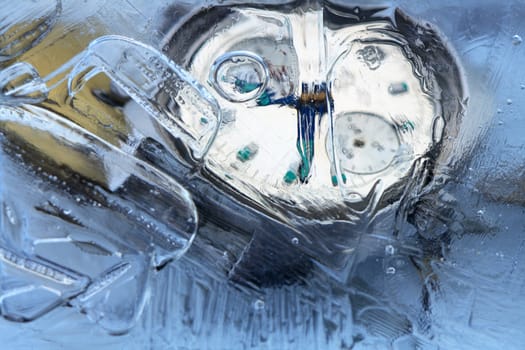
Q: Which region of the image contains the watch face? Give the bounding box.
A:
[166,4,462,220]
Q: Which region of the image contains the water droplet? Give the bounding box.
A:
[477,209,485,217]
[384,244,395,255]
[385,267,396,275]
[520,84,525,90]
[291,237,299,245]
[496,108,502,114]
[506,99,513,105]
[253,299,265,311]
[512,34,523,45]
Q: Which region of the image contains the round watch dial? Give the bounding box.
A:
[332,112,400,175]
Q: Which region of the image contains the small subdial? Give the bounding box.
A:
[332,112,400,175]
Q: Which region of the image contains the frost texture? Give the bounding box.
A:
[1,0,525,349]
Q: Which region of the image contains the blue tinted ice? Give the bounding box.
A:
[0,0,524,349]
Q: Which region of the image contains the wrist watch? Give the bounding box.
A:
[155,2,465,285]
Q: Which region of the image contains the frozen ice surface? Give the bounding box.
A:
[0,0,525,349]
[0,0,61,62]
[0,103,197,333]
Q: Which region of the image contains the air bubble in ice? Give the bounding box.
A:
[384,245,395,256]
[385,267,396,275]
[291,237,299,245]
[512,34,523,45]
[253,299,265,311]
